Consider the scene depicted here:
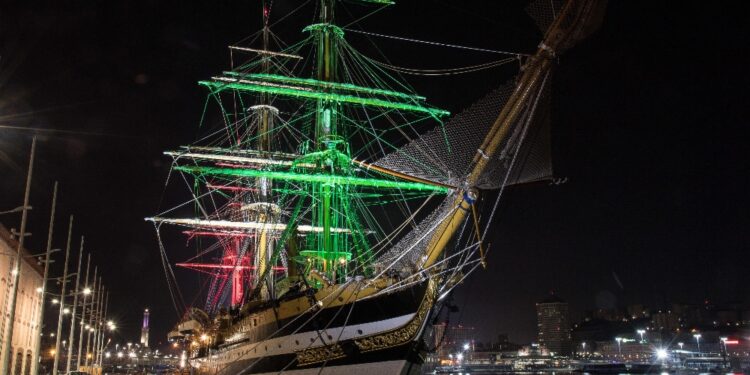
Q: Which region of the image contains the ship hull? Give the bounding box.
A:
[190,280,434,375]
[246,360,418,375]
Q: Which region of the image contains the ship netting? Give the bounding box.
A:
[374,194,456,270]
[525,0,566,34]
[476,79,552,189]
[373,77,552,190]
[376,74,553,269]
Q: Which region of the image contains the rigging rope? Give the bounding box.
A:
[364,55,517,76]
[344,28,528,57]
[480,70,550,243]
[154,223,186,318]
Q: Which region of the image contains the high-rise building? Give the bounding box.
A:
[536,292,572,356]
[140,308,150,348]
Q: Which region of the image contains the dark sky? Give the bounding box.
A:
[1,1,748,347]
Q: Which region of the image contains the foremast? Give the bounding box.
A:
[307,0,347,278]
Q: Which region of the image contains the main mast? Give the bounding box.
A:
[317,0,337,274]
[250,0,277,302]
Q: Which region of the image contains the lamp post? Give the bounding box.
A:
[615,337,623,357]
[65,237,84,374]
[52,215,75,375]
[582,342,587,357]
[97,291,109,368]
[693,334,701,356]
[636,329,646,343]
[77,260,93,370]
[85,278,102,368]
[655,348,668,366]
[31,182,58,375]
[678,342,684,351]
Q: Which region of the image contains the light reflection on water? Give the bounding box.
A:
[433,373,747,375]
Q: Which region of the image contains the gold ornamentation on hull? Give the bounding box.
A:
[296,343,346,366]
[354,279,437,353]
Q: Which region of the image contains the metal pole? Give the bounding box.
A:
[31,182,57,375]
[93,285,104,368]
[85,278,100,368]
[65,237,84,373]
[76,259,92,370]
[52,215,74,375]
[83,277,97,369]
[91,286,100,369]
[98,292,109,368]
[0,136,36,375]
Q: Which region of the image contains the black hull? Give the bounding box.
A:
[213,340,423,374]
[191,280,435,374]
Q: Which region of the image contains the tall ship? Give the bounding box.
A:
[147,1,606,374]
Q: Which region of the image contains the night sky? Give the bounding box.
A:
[1,1,748,347]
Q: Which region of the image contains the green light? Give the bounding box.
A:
[223,72,426,101]
[323,108,331,133]
[300,250,352,260]
[303,23,345,39]
[175,165,450,193]
[199,80,450,117]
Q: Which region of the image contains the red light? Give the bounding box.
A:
[724,340,739,345]
[182,231,258,238]
[206,183,258,193]
[176,263,286,271]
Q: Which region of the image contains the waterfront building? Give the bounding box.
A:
[651,310,680,331]
[0,224,44,375]
[536,293,572,356]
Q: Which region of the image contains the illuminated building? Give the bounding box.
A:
[0,225,44,375]
[536,293,572,356]
[140,309,150,348]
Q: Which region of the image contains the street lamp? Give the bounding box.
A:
[693,334,701,355]
[636,329,646,343]
[655,348,668,365]
[720,337,728,355]
[615,337,623,357]
[582,342,587,355]
[678,342,684,351]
